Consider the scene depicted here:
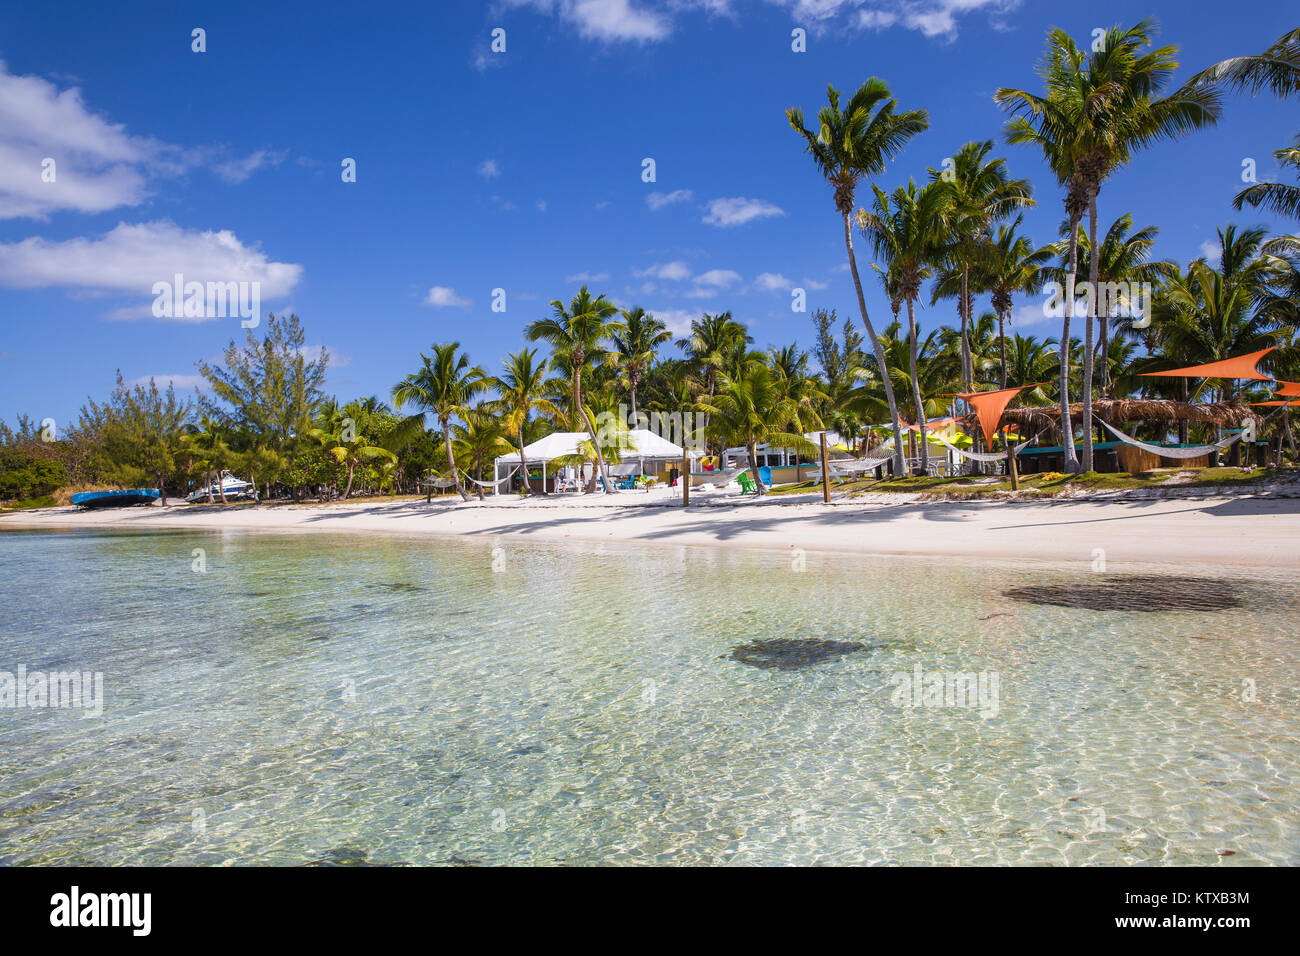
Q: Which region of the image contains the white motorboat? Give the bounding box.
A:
[185,471,257,503]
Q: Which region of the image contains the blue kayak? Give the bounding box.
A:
[71,489,162,509]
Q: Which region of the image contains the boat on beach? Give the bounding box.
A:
[70,489,162,509]
[185,472,257,503]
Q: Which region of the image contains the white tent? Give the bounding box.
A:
[494,429,701,492]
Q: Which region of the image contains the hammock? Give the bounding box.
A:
[830,456,891,475]
[464,466,519,489]
[1099,420,1242,459]
[419,475,460,489]
[931,432,1035,463]
[809,457,890,483]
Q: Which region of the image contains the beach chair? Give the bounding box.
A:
[758,466,773,487]
[736,471,758,495]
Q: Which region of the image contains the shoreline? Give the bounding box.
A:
[4,491,1299,568]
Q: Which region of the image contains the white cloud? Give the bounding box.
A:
[536,199,548,212]
[477,158,501,179]
[0,221,302,319]
[703,196,785,228]
[424,285,471,308]
[646,188,693,210]
[297,345,353,368]
[212,148,288,184]
[773,1,1014,39]
[803,277,829,290]
[0,61,187,219]
[648,307,697,336]
[505,0,672,43]
[565,270,610,283]
[127,373,207,392]
[1009,300,1051,328]
[754,272,793,292]
[695,269,741,287]
[856,9,899,29]
[637,260,692,281]
[1199,240,1222,266]
[595,200,613,210]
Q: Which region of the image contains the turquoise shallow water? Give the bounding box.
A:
[0,527,1297,866]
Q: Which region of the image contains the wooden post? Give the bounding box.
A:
[681,450,690,507]
[820,432,831,503]
[1007,435,1020,491]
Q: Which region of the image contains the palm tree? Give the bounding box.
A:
[697,365,816,494]
[451,405,513,501]
[1151,227,1281,404]
[858,179,950,469]
[787,79,929,477]
[929,140,1034,393]
[677,312,750,402]
[1067,214,1177,394]
[1234,135,1300,224]
[977,216,1052,388]
[609,307,671,423]
[678,312,751,453]
[766,344,828,436]
[877,321,961,429]
[526,286,621,494]
[999,18,1220,471]
[489,348,562,496]
[391,342,486,502]
[1003,334,1061,400]
[1192,27,1300,100]
[308,401,398,500]
[182,417,233,503]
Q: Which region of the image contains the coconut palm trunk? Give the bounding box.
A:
[844,213,906,476]
[1080,193,1100,472]
[517,430,531,495]
[1059,205,1082,471]
[573,364,615,494]
[441,414,469,501]
[906,298,927,471]
[960,269,973,392]
[747,441,764,494]
[998,310,1009,389]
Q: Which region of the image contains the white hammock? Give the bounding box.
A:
[931,432,1036,463]
[465,466,519,489]
[809,457,890,483]
[420,475,460,489]
[832,456,891,475]
[1099,420,1243,459]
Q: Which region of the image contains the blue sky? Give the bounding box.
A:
[1,0,1295,428]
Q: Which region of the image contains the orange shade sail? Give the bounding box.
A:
[1139,347,1276,381]
[1274,381,1300,397]
[903,417,959,432]
[954,386,1032,449]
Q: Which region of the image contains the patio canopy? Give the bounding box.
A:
[496,429,695,465]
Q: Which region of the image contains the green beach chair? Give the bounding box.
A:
[737,471,758,495]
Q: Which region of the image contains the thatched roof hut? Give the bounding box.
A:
[998,399,1262,435]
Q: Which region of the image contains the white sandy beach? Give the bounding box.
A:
[4,488,1299,568]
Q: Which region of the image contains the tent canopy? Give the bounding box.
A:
[496,428,694,466]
